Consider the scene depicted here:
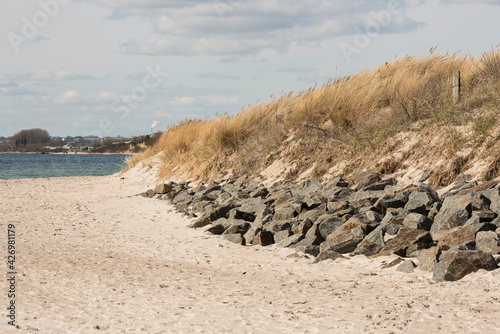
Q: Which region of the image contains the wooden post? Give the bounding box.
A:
[452,70,461,104]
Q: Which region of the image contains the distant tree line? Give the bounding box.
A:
[11,128,50,147]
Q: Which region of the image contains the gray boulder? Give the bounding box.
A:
[273,206,298,221]
[475,231,500,254]
[223,220,250,235]
[318,216,346,239]
[396,260,416,273]
[276,234,305,248]
[361,177,397,191]
[437,225,476,252]
[377,228,433,257]
[273,230,292,244]
[252,231,274,246]
[313,250,345,263]
[222,234,244,245]
[403,213,432,231]
[353,225,385,256]
[319,224,365,254]
[155,183,173,194]
[433,250,498,281]
[417,246,441,272]
[353,170,381,191]
[243,225,262,245]
[296,245,320,257]
[207,218,231,235]
[431,195,474,232]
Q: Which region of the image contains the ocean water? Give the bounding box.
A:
[0,153,130,179]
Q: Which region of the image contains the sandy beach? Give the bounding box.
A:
[1,169,500,334]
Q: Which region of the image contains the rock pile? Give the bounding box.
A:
[142,171,500,281]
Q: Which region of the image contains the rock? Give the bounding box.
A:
[353,170,381,191]
[433,250,498,281]
[222,234,244,245]
[349,190,386,203]
[209,204,237,221]
[252,230,275,246]
[382,223,401,236]
[380,211,398,225]
[396,260,416,273]
[207,218,231,235]
[404,192,435,213]
[313,250,345,263]
[193,215,212,228]
[431,194,474,232]
[332,188,356,202]
[273,194,294,210]
[296,245,320,257]
[419,170,432,183]
[229,208,256,222]
[475,231,500,254]
[223,220,250,235]
[243,225,262,245]
[361,177,397,191]
[292,219,314,235]
[326,201,350,214]
[143,189,155,198]
[250,186,269,199]
[406,242,436,257]
[417,246,441,272]
[402,213,432,231]
[254,213,273,225]
[276,234,305,248]
[273,206,298,221]
[296,210,324,225]
[155,183,173,194]
[437,226,476,252]
[381,257,404,269]
[304,196,325,211]
[274,230,292,244]
[293,179,323,196]
[374,192,410,213]
[353,225,385,256]
[319,225,365,254]
[324,176,349,188]
[265,220,293,233]
[294,224,324,247]
[298,222,325,245]
[418,183,440,202]
[364,210,383,223]
[193,204,237,228]
[318,216,346,239]
[378,228,433,257]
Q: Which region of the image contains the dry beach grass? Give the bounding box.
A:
[1,165,500,333]
[127,49,500,184]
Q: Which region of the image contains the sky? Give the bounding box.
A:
[0,0,499,138]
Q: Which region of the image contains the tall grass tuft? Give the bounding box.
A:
[127,49,500,182]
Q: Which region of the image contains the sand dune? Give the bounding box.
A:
[1,170,500,333]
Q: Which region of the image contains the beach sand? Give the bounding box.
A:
[1,168,500,333]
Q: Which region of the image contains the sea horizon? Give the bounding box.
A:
[0,153,130,180]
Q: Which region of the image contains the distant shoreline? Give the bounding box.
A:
[0,152,132,155]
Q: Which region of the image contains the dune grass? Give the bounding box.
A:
[126,48,500,183]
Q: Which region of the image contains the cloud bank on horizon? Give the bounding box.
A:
[0,0,499,137]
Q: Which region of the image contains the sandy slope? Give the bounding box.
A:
[1,169,500,334]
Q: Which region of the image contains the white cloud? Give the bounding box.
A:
[88,0,425,57]
[195,72,241,80]
[54,90,83,104]
[0,81,35,95]
[276,67,317,73]
[54,90,122,105]
[171,96,238,107]
[8,70,100,82]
